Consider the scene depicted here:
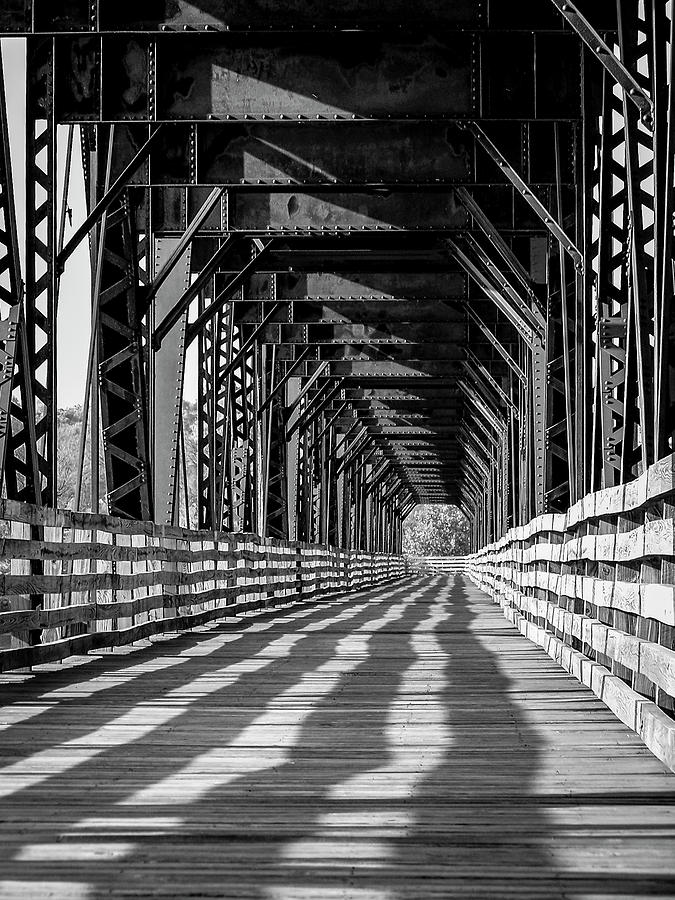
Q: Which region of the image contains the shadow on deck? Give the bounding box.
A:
[0,576,674,899]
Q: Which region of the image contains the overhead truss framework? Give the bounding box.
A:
[0,0,672,553]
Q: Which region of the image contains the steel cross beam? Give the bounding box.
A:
[256,347,313,417]
[308,400,350,451]
[459,381,505,437]
[286,379,344,441]
[219,302,284,384]
[465,306,526,384]
[154,235,239,348]
[57,127,164,273]
[456,187,538,306]
[463,350,517,416]
[465,122,584,270]
[447,239,539,345]
[547,0,653,128]
[464,233,545,333]
[145,188,225,308]
[186,241,275,346]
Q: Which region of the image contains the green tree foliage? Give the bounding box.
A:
[56,402,199,520]
[402,504,470,556]
[177,400,199,529]
[56,406,105,511]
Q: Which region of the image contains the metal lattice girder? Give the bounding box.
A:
[24,37,56,506]
[0,306,19,482]
[0,44,40,501]
[97,188,153,520]
[197,292,228,530]
[184,242,274,346]
[588,20,661,490]
[225,337,253,533]
[264,352,290,539]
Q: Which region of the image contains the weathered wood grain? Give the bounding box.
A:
[0,502,406,670]
[0,576,673,900]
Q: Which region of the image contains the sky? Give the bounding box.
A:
[1,37,197,409]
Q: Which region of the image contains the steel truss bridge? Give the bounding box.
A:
[1,2,675,897]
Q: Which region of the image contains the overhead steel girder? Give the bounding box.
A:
[345,387,461,401]
[331,415,461,430]
[234,300,464,327]
[238,271,467,303]
[282,361,463,379]
[99,124,574,191]
[465,121,584,270]
[3,3,619,34]
[253,323,466,345]
[328,400,461,413]
[150,122,473,187]
[224,191,468,234]
[45,32,581,124]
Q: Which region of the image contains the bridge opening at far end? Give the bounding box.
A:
[403,504,471,574]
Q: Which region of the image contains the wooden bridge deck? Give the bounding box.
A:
[1,575,674,900]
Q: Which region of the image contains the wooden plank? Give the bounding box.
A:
[0,575,673,899]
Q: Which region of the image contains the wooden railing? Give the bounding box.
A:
[466,453,675,773]
[0,500,407,673]
[407,556,470,574]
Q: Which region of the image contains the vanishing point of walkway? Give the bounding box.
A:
[1,576,674,899]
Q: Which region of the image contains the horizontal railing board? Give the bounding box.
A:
[469,453,675,550]
[486,583,675,698]
[465,450,675,773]
[471,567,675,627]
[0,500,407,671]
[501,604,675,774]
